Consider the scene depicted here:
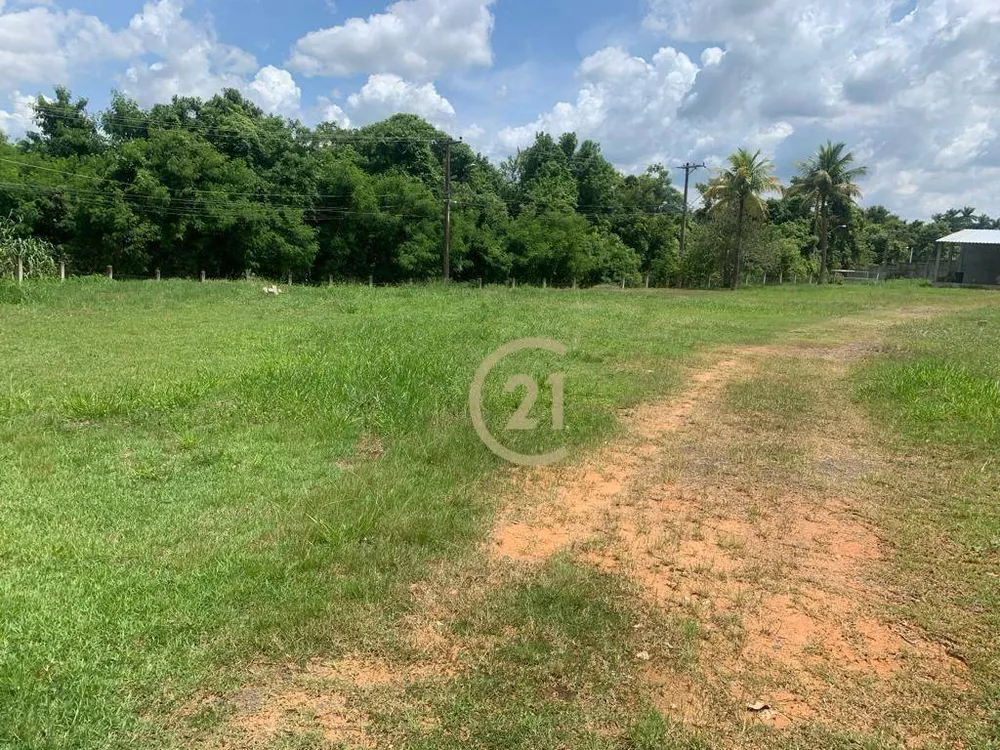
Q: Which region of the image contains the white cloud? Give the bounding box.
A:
[497,46,705,172]
[288,0,494,79]
[0,89,35,138]
[0,0,307,121]
[461,123,484,140]
[317,99,351,128]
[346,74,455,126]
[120,0,259,105]
[244,66,302,117]
[0,5,135,89]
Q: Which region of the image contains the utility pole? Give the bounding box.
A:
[677,162,706,262]
[442,138,460,282]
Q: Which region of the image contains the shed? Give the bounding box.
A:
[935,229,1000,286]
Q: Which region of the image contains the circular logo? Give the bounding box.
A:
[469,338,569,467]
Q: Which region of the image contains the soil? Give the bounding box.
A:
[491,310,968,741]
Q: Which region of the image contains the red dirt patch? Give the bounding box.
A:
[490,330,968,739]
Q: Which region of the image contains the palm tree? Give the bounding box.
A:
[703,149,782,290]
[789,142,867,283]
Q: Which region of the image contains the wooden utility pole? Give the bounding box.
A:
[677,162,706,262]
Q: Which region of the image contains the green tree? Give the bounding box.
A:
[788,141,867,283]
[23,87,105,158]
[570,139,620,221]
[703,149,782,290]
[507,208,592,284]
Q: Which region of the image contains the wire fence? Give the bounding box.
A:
[5,264,898,290]
[8,262,836,290]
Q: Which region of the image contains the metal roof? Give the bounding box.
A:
[936,229,1000,244]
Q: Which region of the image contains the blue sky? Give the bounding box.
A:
[0,0,997,218]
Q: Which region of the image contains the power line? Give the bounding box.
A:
[0,155,363,204]
[450,197,681,218]
[0,181,436,222]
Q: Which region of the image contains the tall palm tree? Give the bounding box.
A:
[789,142,867,283]
[703,149,782,290]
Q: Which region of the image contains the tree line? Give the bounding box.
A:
[0,86,996,288]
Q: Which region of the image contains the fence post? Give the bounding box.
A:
[763,273,767,286]
[59,262,66,282]
[542,278,547,289]
[328,274,333,286]
[779,272,783,285]
[478,278,482,289]
[793,274,797,285]
[17,258,23,285]
[288,271,293,286]
[572,278,577,289]
[200,270,206,282]
[368,275,373,288]
[106,265,113,280]
[645,273,650,289]
[512,277,516,289]
[156,268,161,281]
[621,276,626,290]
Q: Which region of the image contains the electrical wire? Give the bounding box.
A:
[0,181,437,222]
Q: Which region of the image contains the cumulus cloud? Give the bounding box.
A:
[120,0,259,104]
[244,66,302,117]
[346,74,455,126]
[0,0,307,122]
[497,47,704,172]
[288,0,494,79]
[494,0,1000,217]
[325,105,351,128]
[0,4,135,90]
[316,98,351,128]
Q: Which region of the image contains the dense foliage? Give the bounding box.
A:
[0,87,996,286]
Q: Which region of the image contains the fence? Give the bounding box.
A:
[5,265,906,290]
[830,269,883,283]
[870,261,936,280]
[740,271,819,287]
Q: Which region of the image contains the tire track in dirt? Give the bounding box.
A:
[490,309,969,742]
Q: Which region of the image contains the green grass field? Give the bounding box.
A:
[0,278,996,749]
[853,304,1000,744]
